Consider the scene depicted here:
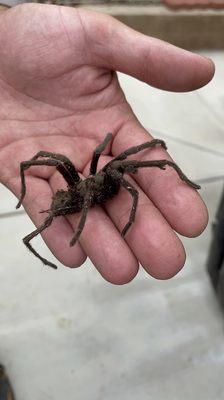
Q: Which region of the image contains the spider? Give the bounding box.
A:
[16,133,200,269]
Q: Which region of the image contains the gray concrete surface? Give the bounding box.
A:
[0,51,224,400]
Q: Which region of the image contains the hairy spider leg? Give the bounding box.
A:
[16,154,80,209]
[30,151,80,184]
[90,133,113,175]
[16,159,60,209]
[69,194,91,246]
[120,179,139,237]
[22,214,57,269]
[109,169,139,237]
[103,139,167,171]
[115,159,200,190]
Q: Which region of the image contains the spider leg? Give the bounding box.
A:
[103,139,167,171]
[115,159,200,190]
[31,151,80,185]
[22,214,57,269]
[90,133,113,175]
[16,156,80,209]
[120,179,139,237]
[108,169,139,237]
[70,195,91,246]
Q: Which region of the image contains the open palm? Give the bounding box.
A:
[0,4,214,283]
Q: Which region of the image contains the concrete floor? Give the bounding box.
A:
[1,51,224,400]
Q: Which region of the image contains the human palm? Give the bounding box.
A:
[0,4,214,283]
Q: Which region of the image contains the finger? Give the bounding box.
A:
[85,156,186,280]
[111,121,208,237]
[79,9,215,91]
[50,170,139,284]
[11,176,86,268]
[68,206,139,285]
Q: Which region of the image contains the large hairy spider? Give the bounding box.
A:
[16,133,200,269]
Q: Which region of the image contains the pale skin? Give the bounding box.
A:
[0,4,214,284]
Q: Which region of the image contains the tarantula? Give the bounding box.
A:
[16,133,200,269]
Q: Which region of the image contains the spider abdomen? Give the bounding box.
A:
[51,189,84,216]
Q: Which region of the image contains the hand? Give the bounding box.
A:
[0,4,214,284]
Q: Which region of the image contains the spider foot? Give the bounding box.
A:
[70,237,77,247]
[24,238,58,269]
[121,222,132,238]
[186,180,201,190]
[155,139,167,150]
[16,198,22,209]
[161,141,167,150]
[42,260,58,270]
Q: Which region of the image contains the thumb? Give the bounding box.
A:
[80,8,215,92]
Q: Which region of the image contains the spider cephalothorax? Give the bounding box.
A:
[16,133,200,269]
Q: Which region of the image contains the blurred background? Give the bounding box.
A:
[0,1,224,400]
